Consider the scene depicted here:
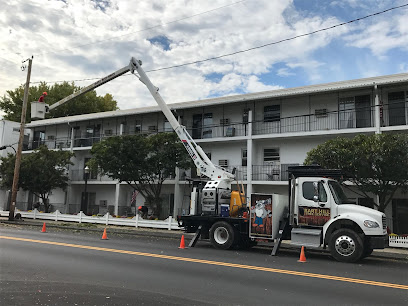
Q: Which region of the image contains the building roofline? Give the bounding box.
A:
[26,72,408,128]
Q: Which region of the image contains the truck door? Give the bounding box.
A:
[296,179,331,227]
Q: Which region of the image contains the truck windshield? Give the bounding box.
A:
[328,181,349,204]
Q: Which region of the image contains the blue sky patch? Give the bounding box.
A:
[205,72,224,82]
[148,35,172,51]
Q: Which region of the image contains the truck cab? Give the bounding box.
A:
[288,166,388,262]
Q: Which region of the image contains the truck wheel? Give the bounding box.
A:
[209,221,236,250]
[329,229,364,263]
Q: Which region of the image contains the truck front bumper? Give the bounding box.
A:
[367,234,389,249]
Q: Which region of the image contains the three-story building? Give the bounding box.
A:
[16,72,408,233]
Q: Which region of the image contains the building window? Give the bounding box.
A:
[243,108,250,123]
[135,120,142,134]
[84,158,97,179]
[339,94,371,129]
[164,119,172,132]
[242,149,247,167]
[263,148,280,164]
[264,105,280,122]
[192,113,213,139]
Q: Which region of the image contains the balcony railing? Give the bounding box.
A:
[252,164,300,181]
[25,137,71,151]
[23,104,407,152]
[70,169,112,181]
[181,164,298,182]
[187,121,249,139]
[67,164,298,183]
[253,107,375,136]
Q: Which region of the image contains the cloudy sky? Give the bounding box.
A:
[1,0,407,112]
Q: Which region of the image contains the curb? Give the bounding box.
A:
[0,220,191,240]
[277,243,408,261]
[1,220,406,261]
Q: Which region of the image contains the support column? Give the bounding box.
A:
[119,123,124,135]
[374,84,381,209]
[173,115,184,216]
[374,84,381,134]
[114,183,120,216]
[65,126,75,214]
[173,167,181,216]
[246,110,253,200]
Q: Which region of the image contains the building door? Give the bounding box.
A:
[388,91,406,126]
[355,95,371,128]
[339,97,355,129]
[32,130,45,149]
[392,199,408,234]
[192,114,202,139]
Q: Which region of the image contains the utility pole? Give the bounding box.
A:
[9,56,33,221]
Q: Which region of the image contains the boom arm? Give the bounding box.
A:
[48,60,136,111]
[131,58,234,181]
[44,57,234,181]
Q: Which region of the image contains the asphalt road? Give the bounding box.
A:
[0,225,407,305]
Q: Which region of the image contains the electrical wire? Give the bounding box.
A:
[146,3,408,72]
[30,0,248,58]
[30,3,408,84]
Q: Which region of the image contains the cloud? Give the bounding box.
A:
[0,0,406,113]
[342,6,408,57]
[245,75,284,92]
[277,68,295,77]
[399,63,408,72]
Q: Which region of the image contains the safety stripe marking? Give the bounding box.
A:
[1,235,407,290]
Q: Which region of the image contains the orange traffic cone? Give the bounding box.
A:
[41,222,46,233]
[298,246,306,262]
[178,235,186,249]
[101,228,109,240]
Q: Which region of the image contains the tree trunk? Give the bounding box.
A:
[43,197,50,213]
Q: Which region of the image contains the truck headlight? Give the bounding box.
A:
[364,220,379,228]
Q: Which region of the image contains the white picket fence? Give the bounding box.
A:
[389,235,408,248]
[1,209,180,230]
[2,209,408,248]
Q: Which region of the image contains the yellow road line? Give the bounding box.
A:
[1,235,407,290]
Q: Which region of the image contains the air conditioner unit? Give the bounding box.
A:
[47,135,55,140]
[105,129,113,136]
[100,200,107,207]
[315,109,328,117]
[148,126,157,132]
[219,159,229,167]
[220,118,230,125]
[226,127,235,137]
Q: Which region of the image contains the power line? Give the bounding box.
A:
[146,3,408,72]
[31,3,408,84]
[30,0,248,58]
[0,56,18,67]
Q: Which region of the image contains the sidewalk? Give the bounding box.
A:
[1,217,407,261]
